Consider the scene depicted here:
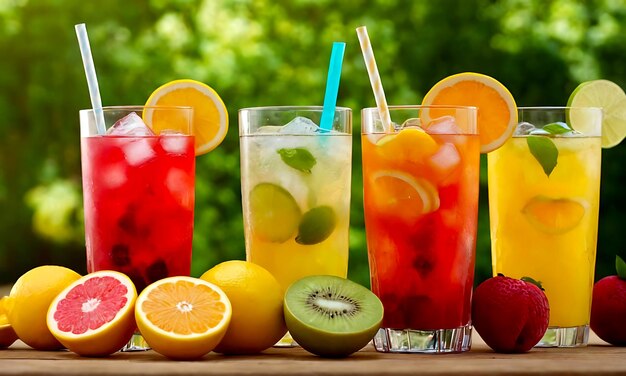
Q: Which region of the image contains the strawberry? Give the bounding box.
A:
[590,255,626,346]
[472,274,549,353]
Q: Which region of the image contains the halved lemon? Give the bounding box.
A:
[144,79,228,155]
[421,72,517,153]
[522,196,587,235]
[0,297,17,348]
[370,170,440,222]
[135,276,232,360]
[567,79,626,148]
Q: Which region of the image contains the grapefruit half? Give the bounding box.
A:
[47,270,137,357]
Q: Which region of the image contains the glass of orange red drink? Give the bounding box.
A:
[361,105,479,353]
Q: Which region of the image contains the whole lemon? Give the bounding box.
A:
[200,260,286,354]
[6,265,81,350]
[0,297,18,348]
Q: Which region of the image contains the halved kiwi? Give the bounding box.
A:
[284,275,383,357]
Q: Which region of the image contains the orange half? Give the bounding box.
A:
[135,276,232,360]
[421,72,517,153]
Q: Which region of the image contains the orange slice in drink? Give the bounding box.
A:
[46,270,137,357]
[421,72,517,153]
[522,196,587,235]
[144,79,229,155]
[135,276,232,360]
[370,170,440,222]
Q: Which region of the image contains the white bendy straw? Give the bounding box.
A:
[75,23,106,135]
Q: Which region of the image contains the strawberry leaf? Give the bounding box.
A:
[521,276,545,291]
[617,255,626,280]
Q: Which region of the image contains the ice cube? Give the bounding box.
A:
[107,113,155,136]
[425,116,462,134]
[123,139,157,166]
[102,163,127,189]
[529,128,550,135]
[166,168,193,209]
[161,134,190,155]
[429,143,461,183]
[401,118,422,129]
[279,116,320,134]
[256,125,283,134]
[515,122,536,135]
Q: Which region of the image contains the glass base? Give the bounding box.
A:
[273,331,299,347]
[120,332,151,352]
[373,324,472,353]
[536,325,589,348]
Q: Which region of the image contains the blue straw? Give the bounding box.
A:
[320,42,346,132]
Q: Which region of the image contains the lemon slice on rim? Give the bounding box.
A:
[567,79,626,148]
[421,72,517,153]
[144,79,229,155]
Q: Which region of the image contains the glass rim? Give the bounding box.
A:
[238,105,351,113]
[362,105,478,112]
[79,105,193,114]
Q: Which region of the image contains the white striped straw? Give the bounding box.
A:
[356,26,392,133]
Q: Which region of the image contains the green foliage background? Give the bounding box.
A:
[0,0,624,287]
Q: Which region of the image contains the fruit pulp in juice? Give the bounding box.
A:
[488,136,601,327]
[240,133,352,290]
[81,134,195,292]
[362,129,480,330]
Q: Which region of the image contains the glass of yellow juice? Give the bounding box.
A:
[238,106,352,345]
[488,107,602,347]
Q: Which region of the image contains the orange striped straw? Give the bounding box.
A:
[356,26,392,133]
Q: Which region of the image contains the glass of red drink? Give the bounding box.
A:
[361,106,479,353]
[79,106,195,351]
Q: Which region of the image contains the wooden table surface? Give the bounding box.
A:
[1,333,624,376]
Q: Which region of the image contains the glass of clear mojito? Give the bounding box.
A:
[238,106,352,293]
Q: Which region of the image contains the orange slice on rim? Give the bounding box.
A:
[135,276,232,360]
[421,72,517,153]
[144,79,229,155]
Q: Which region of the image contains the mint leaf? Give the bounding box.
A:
[617,255,626,280]
[527,136,558,177]
[521,276,545,291]
[543,122,572,135]
[277,148,316,173]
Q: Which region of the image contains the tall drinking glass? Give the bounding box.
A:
[362,106,479,353]
[79,106,195,351]
[239,106,352,344]
[488,107,602,347]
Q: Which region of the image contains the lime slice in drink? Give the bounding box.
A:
[567,79,626,148]
[296,206,336,245]
[249,183,301,243]
[522,196,587,235]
